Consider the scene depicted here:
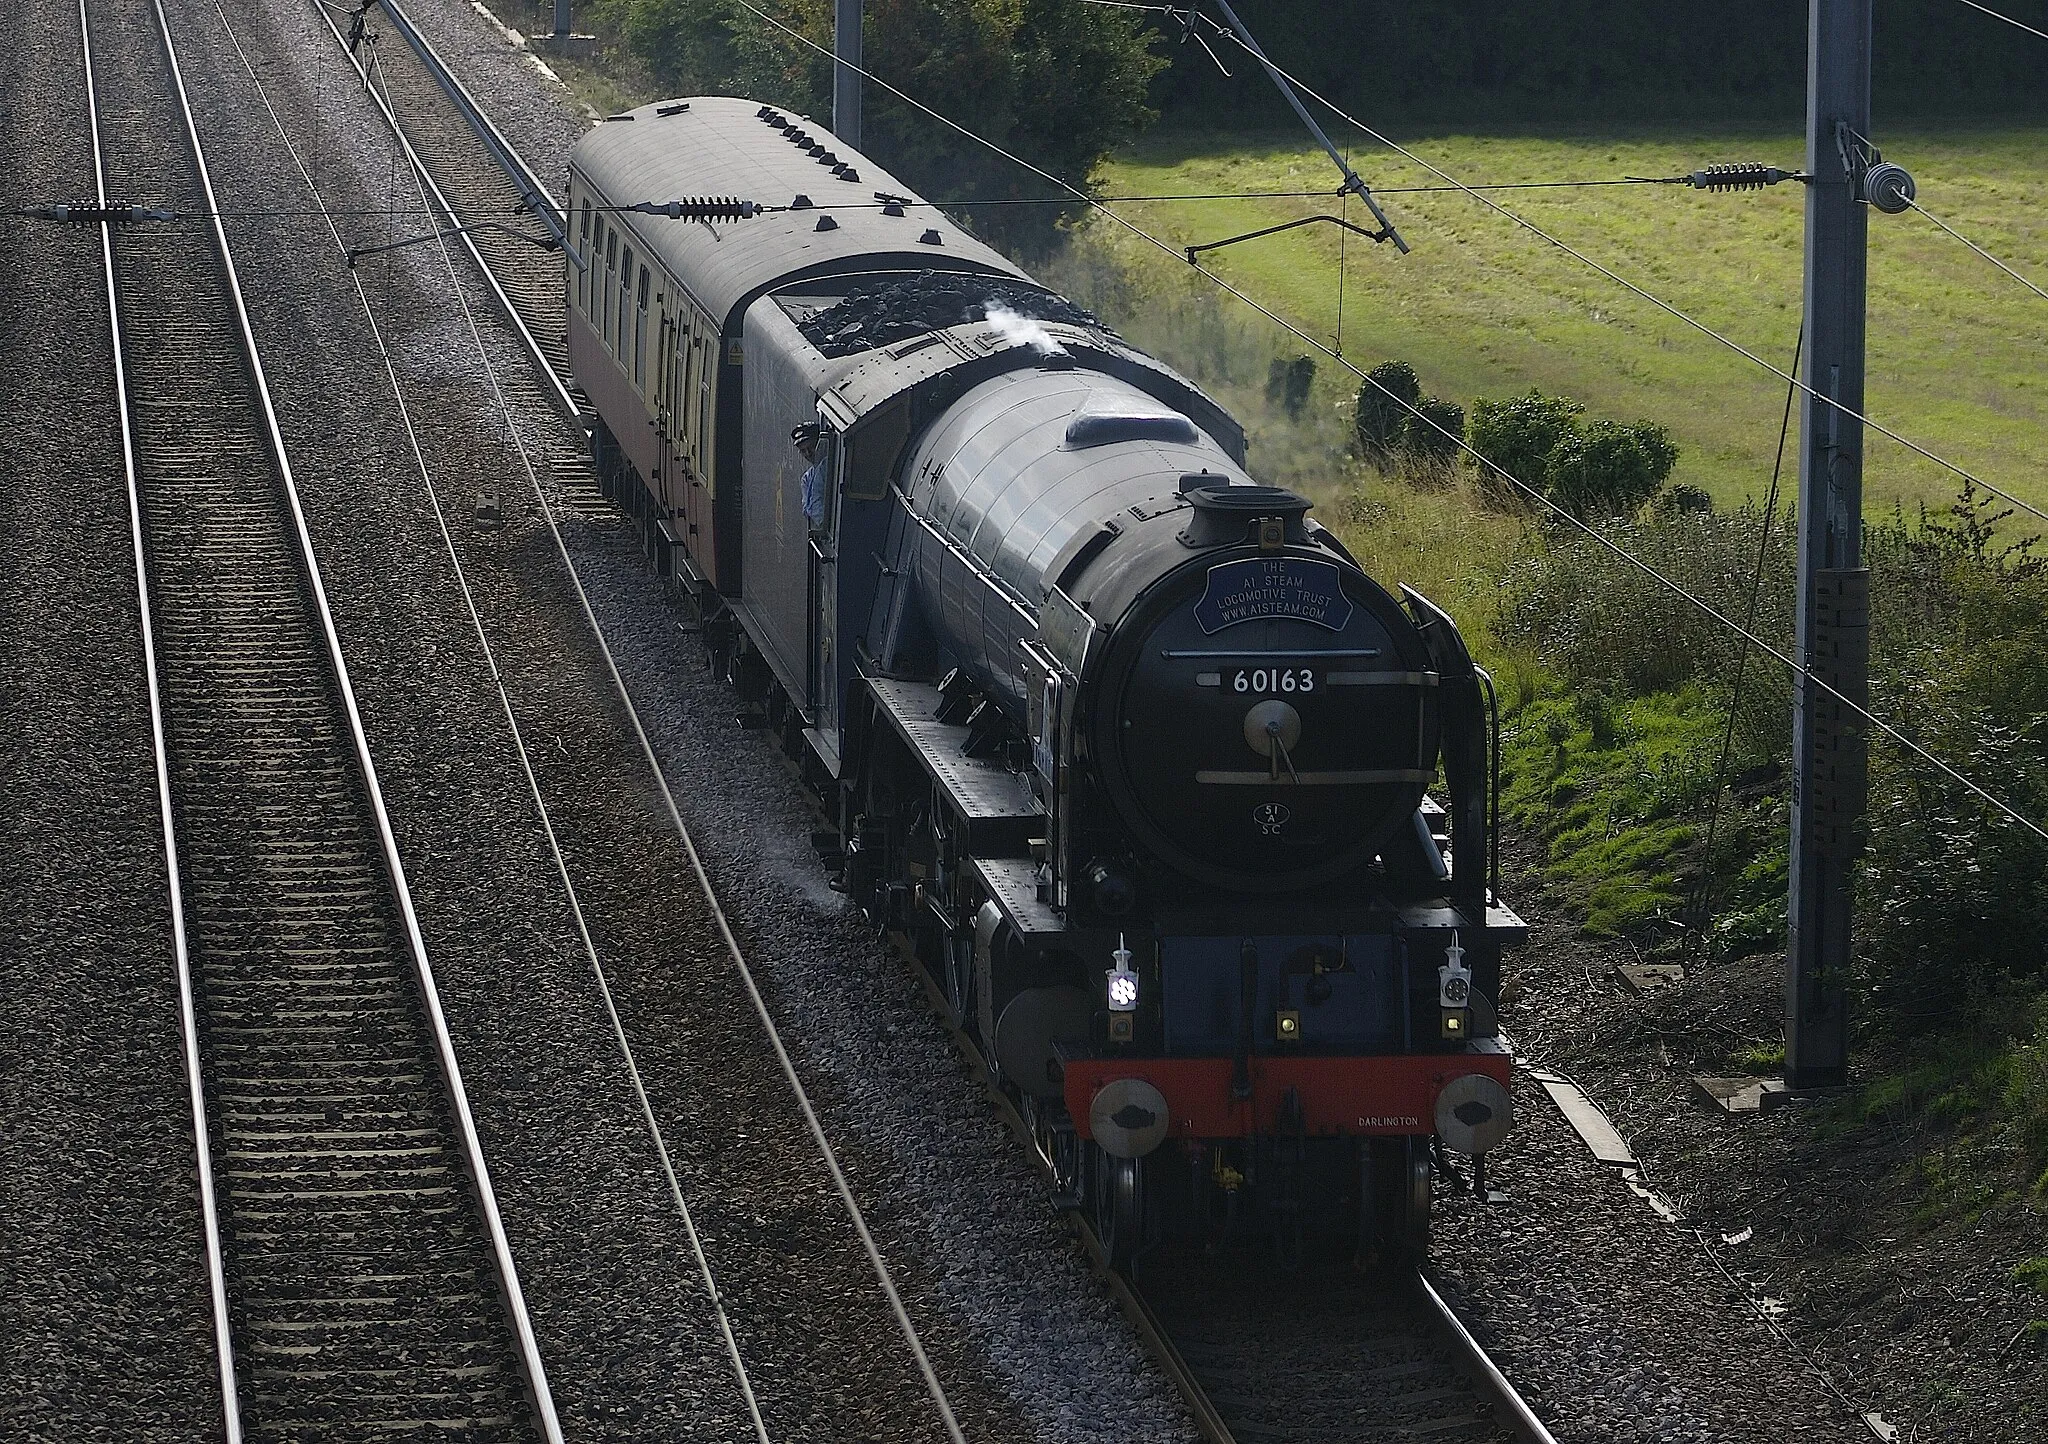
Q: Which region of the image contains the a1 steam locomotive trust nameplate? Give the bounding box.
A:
[1194,557,1354,634]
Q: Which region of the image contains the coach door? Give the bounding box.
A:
[807,416,843,742]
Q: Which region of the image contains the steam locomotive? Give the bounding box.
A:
[565,97,1523,1264]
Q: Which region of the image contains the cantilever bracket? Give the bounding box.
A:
[346,220,560,268]
[1185,211,1393,266]
[1210,0,1409,254]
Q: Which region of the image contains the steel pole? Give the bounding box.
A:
[833,0,861,149]
[1786,0,1872,1089]
[553,0,569,40]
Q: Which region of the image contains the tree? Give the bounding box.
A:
[1467,389,1582,506]
[606,1,1163,253]
[1353,360,1420,470]
[1547,419,1679,518]
[1267,354,1315,418]
[1400,395,1465,486]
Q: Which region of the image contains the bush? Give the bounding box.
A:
[1400,395,1465,486]
[1468,388,1679,517]
[602,0,1165,253]
[1496,500,1792,697]
[1658,483,1715,516]
[1353,360,1420,469]
[1467,389,1583,507]
[1549,418,1679,517]
[1855,486,2048,1033]
[1266,354,1316,419]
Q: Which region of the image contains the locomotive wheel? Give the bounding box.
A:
[1362,1137,1433,1260]
[1397,1136,1433,1258]
[943,928,974,1027]
[1091,1146,1144,1271]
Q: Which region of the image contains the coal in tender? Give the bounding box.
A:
[799,272,1106,357]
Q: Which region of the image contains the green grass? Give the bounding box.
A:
[1091,124,2048,522]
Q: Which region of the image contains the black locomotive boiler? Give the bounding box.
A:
[565,97,1524,1263]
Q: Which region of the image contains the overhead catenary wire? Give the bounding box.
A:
[1954,0,2048,43]
[4,178,1694,225]
[725,0,2048,844]
[1902,196,2048,304]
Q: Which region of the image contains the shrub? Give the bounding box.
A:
[1468,389,1680,517]
[608,0,1165,254]
[1354,360,1421,469]
[1658,483,1715,516]
[1400,395,1466,486]
[1495,500,1793,698]
[1855,488,2048,1034]
[1467,389,1583,506]
[1548,419,1679,518]
[1266,354,1317,419]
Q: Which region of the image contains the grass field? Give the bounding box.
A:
[1085,124,2048,522]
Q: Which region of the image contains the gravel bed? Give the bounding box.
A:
[156,0,1200,1437]
[381,0,590,177]
[0,0,224,1436]
[1465,833,2048,1443]
[371,9,2048,1441]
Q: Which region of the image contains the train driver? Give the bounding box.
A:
[791,422,830,534]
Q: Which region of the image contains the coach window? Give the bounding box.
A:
[577,204,592,314]
[682,329,700,469]
[602,226,617,347]
[634,266,649,388]
[615,247,632,364]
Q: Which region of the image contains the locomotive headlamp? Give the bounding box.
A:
[1440,931,1473,1040]
[1107,935,1139,1012]
[1438,932,1471,1008]
[1106,936,1139,1042]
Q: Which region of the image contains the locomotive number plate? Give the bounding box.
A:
[1193,557,1353,634]
[1223,666,1315,694]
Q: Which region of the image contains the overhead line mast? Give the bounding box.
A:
[834,0,862,148]
[1788,0,1895,1090]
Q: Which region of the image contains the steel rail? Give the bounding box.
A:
[1416,1270,1560,1444]
[311,0,580,419]
[207,3,771,1430]
[899,922,1565,1444]
[329,13,971,1438]
[371,0,566,238]
[897,958,1238,1444]
[99,1,566,1432]
[79,2,243,1435]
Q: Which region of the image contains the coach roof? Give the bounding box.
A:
[569,95,1028,337]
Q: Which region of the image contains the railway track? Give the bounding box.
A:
[85,1,559,1436]
[332,0,577,413]
[911,957,1557,1444]
[309,7,1562,1441]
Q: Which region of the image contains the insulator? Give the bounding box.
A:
[1686,163,1793,192]
[32,203,174,225]
[634,197,761,220]
[1864,161,1917,214]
